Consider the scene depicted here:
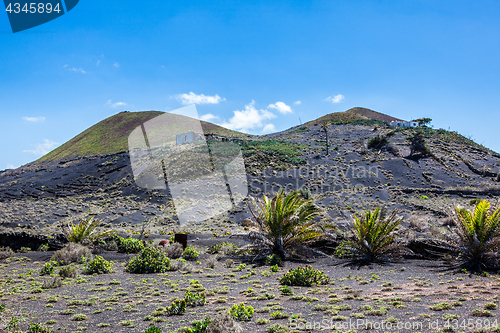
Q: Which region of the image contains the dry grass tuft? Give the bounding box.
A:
[162,242,184,259]
[0,246,14,260]
[51,243,92,265]
[206,311,243,333]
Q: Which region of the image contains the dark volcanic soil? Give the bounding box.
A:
[1,243,500,333]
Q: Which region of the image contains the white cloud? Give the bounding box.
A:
[96,60,101,66]
[268,101,292,114]
[106,100,128,108]
[6,164,16,170]
[63,65,86,74]
[294,100,301,105]
[219,101,276,133]
[262,123,276,133]
[199,113,219,122]
[324,94,345,103]
[175,92,226,105]
[113,62,120,68]
[22,116,45,122]
[23,139,59,156]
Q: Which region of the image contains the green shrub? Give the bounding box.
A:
[126,247,171,274]
[185,290,206,307]
[183,317,211,333]
[166,298,186,315]
[471,309,494,317]
[280,285,293,296]
[270,264,280,272]
[207,242,238,255]
[367,135,389,149]
[239,139,307,165]
[142,327,162,333]
[70,313,87,321]
[26,322,54,333]
[58,265,77,278]
[280,265,330,287]
[40,261,59,275]
[430,303,453,311]
[264,254,282,266]
[83,256,114,274]
[266,323,289,333]
[182,247,200,260]
[228,303,254,322]
[37,244,49,252]
[409,132,431,156]
[116,236,145,254]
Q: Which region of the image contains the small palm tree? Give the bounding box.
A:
[246,189,323,259]
[66,216,115,245]
[337,208,402,262]
[444,200,500,271]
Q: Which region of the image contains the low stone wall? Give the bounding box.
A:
[0,232,68,251]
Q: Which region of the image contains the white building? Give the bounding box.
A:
[390,121,419,128]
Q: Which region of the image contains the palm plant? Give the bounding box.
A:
[66,216,115,245]
[336,208,402,263]
[444,200,500,271]
[246,189,323,259]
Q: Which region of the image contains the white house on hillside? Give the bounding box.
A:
[390,121,419,128]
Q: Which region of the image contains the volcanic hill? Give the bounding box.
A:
[1,108,499,240]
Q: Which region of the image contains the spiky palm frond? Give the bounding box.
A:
[66,216,115,245]
[338,208,402,262]
[444,200,500,271]
[247,189,323,258]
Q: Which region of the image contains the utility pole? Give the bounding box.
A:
[321,122,329,156]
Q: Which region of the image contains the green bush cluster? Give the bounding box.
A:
[115,236,145,253]
[83,256,114,274]
[182,247,200,260]
[184,290,206,307]
[40,261,59,275]
[142,327,162,333]
[207,242,238,255]
[264,254,282,266]
[280,285,293,296]
[240,139,307,165]
[228,302,254,322]
[280,265,330,287]
[126,247,171,274]
[181,317,211,333]
[367,135,389,149]
[166,298,186,315]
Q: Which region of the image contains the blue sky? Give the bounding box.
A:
[1,0,499,169]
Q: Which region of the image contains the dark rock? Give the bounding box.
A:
[0,231,68,251]
[404,238,455,259]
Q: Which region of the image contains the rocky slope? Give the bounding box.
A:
[1,108,499,240]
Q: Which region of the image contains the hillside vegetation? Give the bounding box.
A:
[304,107,404,127]
[36,111,248,163]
